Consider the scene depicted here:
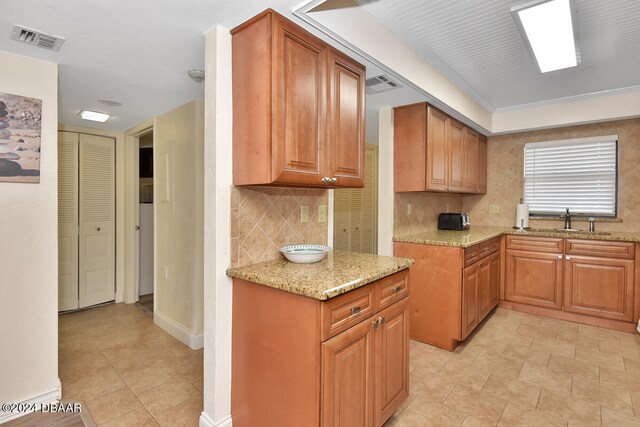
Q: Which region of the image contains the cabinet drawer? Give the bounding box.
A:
[322,284,375,341]
[478,241,491,258]
[489,237,500,254]
[464,245,479,267]
[375,269,409,311]
[506,235,563,253]
[566,239,635,260]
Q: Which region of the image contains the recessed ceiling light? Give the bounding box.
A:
[512,0,581,73]
[78,110,111,123]
[97,98,123,107]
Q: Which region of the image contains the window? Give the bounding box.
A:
[524,135,618,217]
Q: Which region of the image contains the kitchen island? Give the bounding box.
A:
[227,251,413,427]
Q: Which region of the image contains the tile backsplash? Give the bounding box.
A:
[463,118,640,232]
[230,186,328,267]
[394,192,463,236]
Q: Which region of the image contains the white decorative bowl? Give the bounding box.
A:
[280,245,332,264]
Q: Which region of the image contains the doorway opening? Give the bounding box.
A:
[137,130,154,315]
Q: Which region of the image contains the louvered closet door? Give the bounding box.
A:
[79,134,115,308]
[333,189,351,250]
[58,131,79,311]
[359,147,377,254]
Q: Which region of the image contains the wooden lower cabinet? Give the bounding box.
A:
[505,249,563,309]
[501,236,639,333]
[394,237,500,351]
[232,270,410,427]
[564,255,634,322]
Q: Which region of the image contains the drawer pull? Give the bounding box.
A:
[350,306,361,315]
[372,318,379,330]
[565,256,572,260]
[391,286,402,294]
[379,316,386,325]
[557,255,564,259]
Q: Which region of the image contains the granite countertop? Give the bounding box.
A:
[226,250,414,300]
[394,226,640,248]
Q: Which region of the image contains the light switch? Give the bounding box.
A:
[489,204,500,214]
[318,205,327,223]
[301,205,309,223]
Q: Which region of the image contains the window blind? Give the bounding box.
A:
[524,135,618,217]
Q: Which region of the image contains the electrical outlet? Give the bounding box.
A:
[407,204,412,215]
[301,205,309,223]
[318,205,327,223]
[489,204,500,214]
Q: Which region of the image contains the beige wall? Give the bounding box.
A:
[0,51,59,414]
[231,187,328,267]
[394,192,463,236]
[463,118,640,232]
[154,99,204,346]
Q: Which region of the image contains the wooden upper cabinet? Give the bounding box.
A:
[426,106,449,191]
[463,128,478,193]
[327,49,365,188]
[231,9,365,188]
[393,103,427,192]
[393,102,487,194]
[448,119,465,192]
[477,135,487,194]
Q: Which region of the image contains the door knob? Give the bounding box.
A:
[135,225,141,230]
[96,227,101,231]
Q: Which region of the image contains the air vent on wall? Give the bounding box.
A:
[365,74,403,95]
[10,25,66,52]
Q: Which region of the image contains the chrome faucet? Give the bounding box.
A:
[563,208,572,230]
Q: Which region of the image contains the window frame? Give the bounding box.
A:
[523,135,619,218]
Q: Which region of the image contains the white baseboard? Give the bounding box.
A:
[200,412,232,427]
[154,311,204,350]
[0,380,62,423]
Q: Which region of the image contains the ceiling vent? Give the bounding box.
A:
[365,74,402,95]
[10,25,66,52]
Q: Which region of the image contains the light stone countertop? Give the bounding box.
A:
[394,226,640,248]
[226,250,414,300]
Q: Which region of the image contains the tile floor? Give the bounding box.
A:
[385,308,640,427]
[59,303,203,426]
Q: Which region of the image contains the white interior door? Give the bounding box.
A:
[58,131,79,311]
[79,134,115,308]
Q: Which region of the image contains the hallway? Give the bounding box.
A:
[59,303,203,426]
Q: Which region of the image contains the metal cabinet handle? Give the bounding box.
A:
[322,177,330,184]
[391,286,402,294]
[379,316,385,325]
[331,177,337,183]
[350,306,361,315]
[372,318,379,330]
[557,255,563,259]
[565,256,572,260]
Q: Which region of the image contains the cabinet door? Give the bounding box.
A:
[488,251,500,307]
[394,103,426,192]
[477,258,492,321]
[328,49,365,188]
[461,264,479,339]
[505,250,563,309]
[426,106,449,191]
[448,119,465,192]
[322,316,374,427]
[477,135,487,193]
[564,256,634,322]
[463,128,478,193]
[374,299,409,427]
[272,18,327,186]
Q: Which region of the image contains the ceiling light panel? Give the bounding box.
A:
[79,110,111,123]
[512,0,581,73]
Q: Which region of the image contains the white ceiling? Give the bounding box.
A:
[356,0,640,111]
[0,0,328,131]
